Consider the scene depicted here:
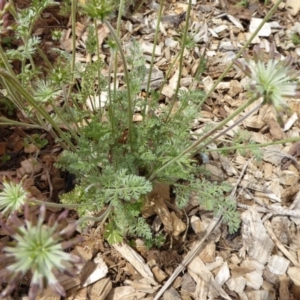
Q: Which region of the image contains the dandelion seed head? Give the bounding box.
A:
[234,45,300,125]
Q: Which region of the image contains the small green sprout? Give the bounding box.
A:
[235,0,249,8]
[0,179,28,216]
[292,33,300,46]
[0,205,82,299]
[234,45,300,125]
[33,80,61,103]
[51,29,63,41]
[79,0,115,21]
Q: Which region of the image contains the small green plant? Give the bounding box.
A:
[51,29,63,41]
[235,0,249,8]
[231,130,263,160]
[24,134,48,149]
[234,45,300,125]
[58,0,71,17]
[0,178,28,215]
[0,153,10,163]
[144,233,166,249]
[54,0,241,241]
[0,204,82,300]
[292,33,300,46]
[0,93,15,115]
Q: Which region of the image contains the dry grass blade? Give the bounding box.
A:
[264,220,300,267]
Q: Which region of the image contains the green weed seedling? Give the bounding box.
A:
[292,33,300,46]
[55,0,241,243]
[235,0,249,8]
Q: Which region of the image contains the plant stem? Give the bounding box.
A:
[209,136,300,152]
[31,197,106,209]
[174,0,192,99]
[78,203,112,225]
[165,0,192,122]
[104,20,133,150]
[158,52,181,96]
[32,199,112,226]
[0,46,15,76]
[0,118,43,128]
[0,69,76,151]
[70,0,77,91]
[145,0,164,102]
[149,95,258,181]
[107,0,125,139]
[198,101,263,152]
[51,104,79,142]
[36,45,53,70]
[108,53,116,139]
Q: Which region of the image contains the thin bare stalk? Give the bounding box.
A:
[108,54,116,139]
[104,20,133,150]
[0,118,43,128]
[61,87,82,134]
[158,52,181,95]
[69,0,77,92]
[93,19,104,121]
[198,101,263,152]
[31,198,112,227]
[209,136,300,153]
[0,78,26,111]
[51,104,79,142]
[0,69,76,151]
[36,45,53,70]
[109,0,125,135]
[0,76,48,127]
[59,0,85,134]
[0,46,15,76]
[142,51,181,118]
[116,0,125,33]
[173,0,192,99]
[165,0,192,122]
[145,0,164,100]
[58,0,86,136]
